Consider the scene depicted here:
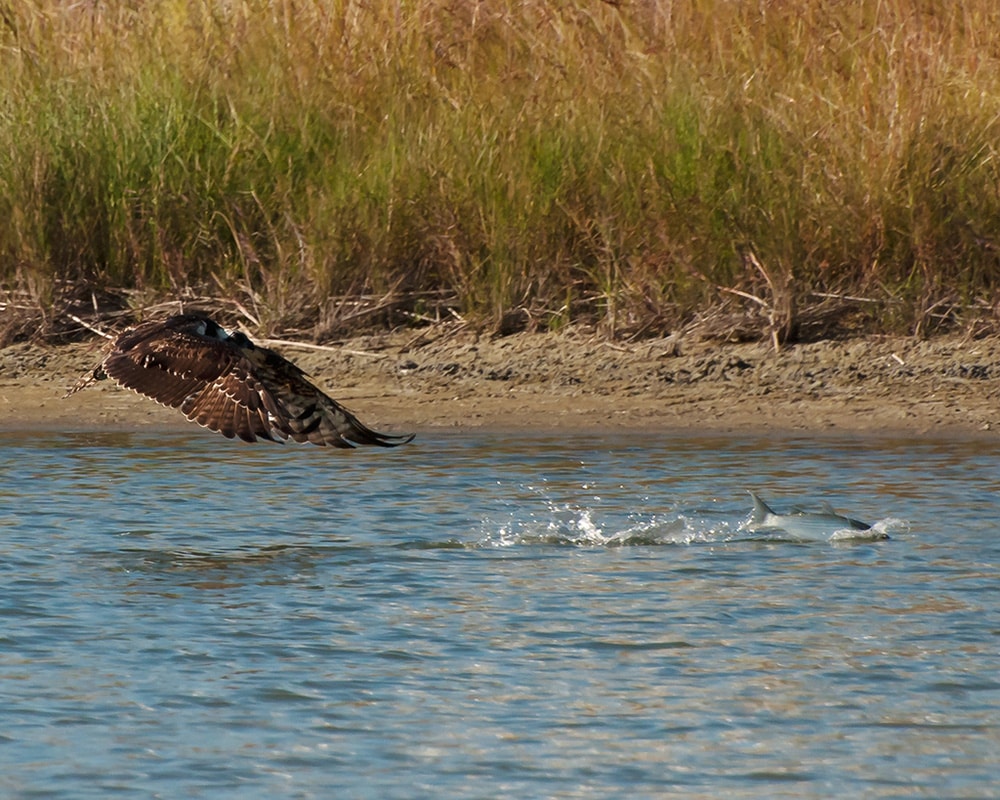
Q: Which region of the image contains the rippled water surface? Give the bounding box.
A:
[2,430,998,798]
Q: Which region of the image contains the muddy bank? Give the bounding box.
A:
[1,326,998,437]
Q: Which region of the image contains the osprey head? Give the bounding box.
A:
[175,315,253,349]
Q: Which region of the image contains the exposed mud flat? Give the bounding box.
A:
[2,326,998,437]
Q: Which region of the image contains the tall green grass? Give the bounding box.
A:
[3,0,1000,339]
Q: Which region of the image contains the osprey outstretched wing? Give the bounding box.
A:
[67,314,414,448]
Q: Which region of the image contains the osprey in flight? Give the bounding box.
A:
[67,314,414,448]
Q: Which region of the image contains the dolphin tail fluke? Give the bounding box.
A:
[820,500,871,530]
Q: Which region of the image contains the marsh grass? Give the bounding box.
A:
[3,0,1000,342]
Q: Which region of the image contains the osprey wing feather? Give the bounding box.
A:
[68,314,414,448]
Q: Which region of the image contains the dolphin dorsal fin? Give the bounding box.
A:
[747,490,774,523]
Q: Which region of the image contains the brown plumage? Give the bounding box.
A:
[66,314,414,448]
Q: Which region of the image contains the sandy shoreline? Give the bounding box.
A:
[2,326,998,439]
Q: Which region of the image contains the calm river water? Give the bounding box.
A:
[1,429,998,798]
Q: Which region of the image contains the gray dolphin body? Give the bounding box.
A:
[747,491,881,540]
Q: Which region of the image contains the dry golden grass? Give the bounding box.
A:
[2,0,1000,341]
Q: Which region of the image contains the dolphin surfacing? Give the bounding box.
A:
[747,490,884,541]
